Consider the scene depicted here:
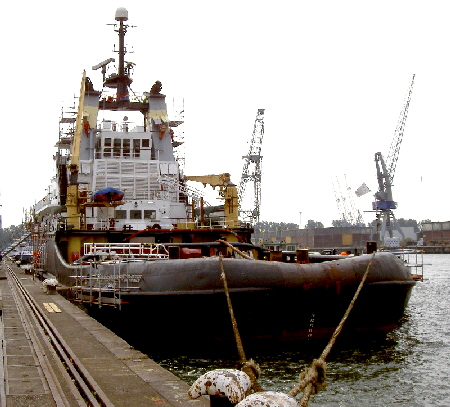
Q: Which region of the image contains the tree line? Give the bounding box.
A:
[0,224,27,252]
[254,218,431,233]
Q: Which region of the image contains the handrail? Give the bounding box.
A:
[83,242,169,259]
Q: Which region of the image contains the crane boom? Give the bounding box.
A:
[386,74,415,184]
[70,71,86,171]
[66,71,86,229]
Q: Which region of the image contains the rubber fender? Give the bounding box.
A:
[188,368,251,403]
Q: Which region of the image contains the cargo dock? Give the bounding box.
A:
[0,260,208,406]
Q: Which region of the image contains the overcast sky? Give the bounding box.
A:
[1,1,449,229]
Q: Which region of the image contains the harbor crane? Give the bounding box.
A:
[332,175,365,226]
[238,109,265,223]
[372,74,415,244]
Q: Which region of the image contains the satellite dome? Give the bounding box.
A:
[115,7,128,21]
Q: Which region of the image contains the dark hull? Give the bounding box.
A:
[98,277,413,352]
[43,239,415,347]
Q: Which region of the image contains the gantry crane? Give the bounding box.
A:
[372,74,415,244]
[238,109,265,223]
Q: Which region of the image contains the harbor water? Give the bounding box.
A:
[149,254,449,406]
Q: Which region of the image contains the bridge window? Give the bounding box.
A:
[144,210,156,220]
[133,139,140,158]
[130,210,142,219]
[115,210,127,219]
[123,139,130,157]
[113,138,121,157]
[104,138,111,157]
[95,137,101,159]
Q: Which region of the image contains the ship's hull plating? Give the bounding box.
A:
[43,239,415,346]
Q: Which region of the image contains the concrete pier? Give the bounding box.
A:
[0,261,208,406]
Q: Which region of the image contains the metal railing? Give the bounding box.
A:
[82,242,169,260]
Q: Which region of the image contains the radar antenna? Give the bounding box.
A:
[92,58,115,82]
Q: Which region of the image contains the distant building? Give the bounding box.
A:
[422,221,450,246]
[253,225,418,251]
[253,226,372,251]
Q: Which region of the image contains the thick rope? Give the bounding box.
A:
[219,254,264,392]
[288,252,377,405]
[217,239,254,260]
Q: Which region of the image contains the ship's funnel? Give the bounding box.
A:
[115,7,128,21]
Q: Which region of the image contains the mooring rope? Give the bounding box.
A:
[217,239,254,260]
[219,254,264,392]
[288,251,377,406]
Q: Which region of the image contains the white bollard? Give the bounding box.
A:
[42,278,58,294]
[189,369,252,405]
[236,391,298,406]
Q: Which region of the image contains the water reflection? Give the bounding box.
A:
[151,255,450,405]
[87,255,449,405]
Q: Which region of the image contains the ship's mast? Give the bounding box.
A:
[102,8,132,104]
[116,7,128,101]
[100,8,147,112]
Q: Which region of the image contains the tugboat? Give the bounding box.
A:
[31,8,415,348]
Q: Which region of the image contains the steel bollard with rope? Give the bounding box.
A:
[189,249,263,406]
